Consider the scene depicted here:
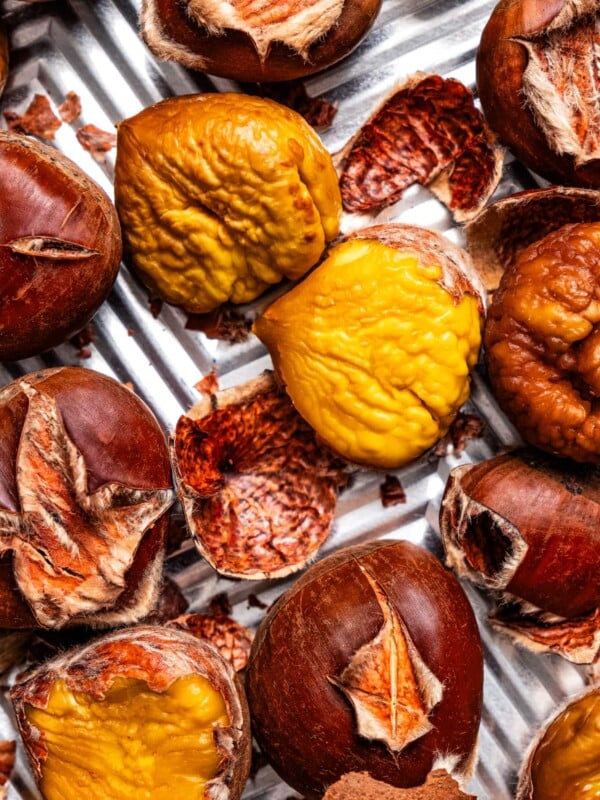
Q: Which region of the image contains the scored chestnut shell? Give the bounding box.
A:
[477,0,600,187]
[10,625,251,800]
[0,366,174,630]
[140,0,382,83]
[172,371,351,579]
[0,131,122,361]
[440,449,600,663]
[515,687,600,800]
[246,540,483,799]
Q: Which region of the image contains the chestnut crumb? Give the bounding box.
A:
[254,82,337,129]
[76,124,117,162]
[323,769,475,799]
[380,475,407,507]
[58,91,82,124]
[194,371,219,396]
[430,412,485,459]
[185,304,252,343]
[4,94,61,139]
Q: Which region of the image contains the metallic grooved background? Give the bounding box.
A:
[0,1,589,798]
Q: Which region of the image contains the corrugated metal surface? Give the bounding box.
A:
[0,1,590,798]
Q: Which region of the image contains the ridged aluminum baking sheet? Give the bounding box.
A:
[0,0,591,798]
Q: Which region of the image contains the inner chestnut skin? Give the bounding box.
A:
[0,367,172,628]
[519,689,600,799]
[247,540,483,798]
[143,0,382,82]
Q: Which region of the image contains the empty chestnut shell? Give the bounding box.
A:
[11,625,251,800]
[140,0,382,83]
[0,131,122,361]
[0,366,174,630]
[440,449,600,663]
[515,687,600,800]
[246,540,483,799]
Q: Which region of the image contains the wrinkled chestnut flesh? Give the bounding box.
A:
[26,675,228,800]
[440,449,600,663]
[518,690,600,800]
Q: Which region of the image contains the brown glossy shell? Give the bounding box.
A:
[0,131,122,361]
[0,367,173,629]
[247,540,483,799]
[140,0,382,83]
[10,625,251,800]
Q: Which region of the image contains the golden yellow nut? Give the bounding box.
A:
[254,225,484,469]
[115,93,341,313]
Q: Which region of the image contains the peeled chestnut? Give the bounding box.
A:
[247,540,483,798]
[477,0,600,186]
[440,449,600,663]
[11,625,251,800]
[0,366,174,630]
[140,0,382,83]
[515,687,600,799]
[0,132,122,361]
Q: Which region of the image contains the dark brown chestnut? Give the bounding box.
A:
[0,366,174,630]
[246,540,483,799]
[0,131,122,361]
[440,449,600,663]
[140,0,382,83]
[477,0,600,187]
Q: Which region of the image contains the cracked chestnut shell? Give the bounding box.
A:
[440,449,600,663]
[0,366,174,630]
[0,131,122,361]
[140,0,382,83]
[11,625,251,800]
[516,687,600,799]
[246,540,483,799]
[477,0,600,186]
[484,221,600,461]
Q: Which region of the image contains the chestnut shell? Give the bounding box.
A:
[140,0,382,83]
[246,540,483,799]
[0,366,172,629]
[0,132,122,361]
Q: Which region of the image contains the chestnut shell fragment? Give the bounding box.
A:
[440,449,600,663]
[173,371,351,579]
[247,540,483,799]
[0,367,174,630]
[0,131,122,361]
[337,73,502,221]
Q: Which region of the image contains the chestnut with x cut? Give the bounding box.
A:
[247,540,483,798]
[0,367,174,629]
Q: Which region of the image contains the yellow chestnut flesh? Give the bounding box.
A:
[26,675,229,800]
[530,693,600,800]
[254,235,481,468]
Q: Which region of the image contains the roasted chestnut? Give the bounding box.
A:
[0,131,122,361]
[0,367,174,629]
[139,0,382,83]
[246,540,483,798]
[515,687,600,799]
[440,449,600,663]
[477,0,600,187]
[11,625,251,800]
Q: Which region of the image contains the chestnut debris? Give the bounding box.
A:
[247,540,483,798]
[516,687,600,800]
[0,740,15,800]
[323,769,476,800]
[0,131,122,361]
[477,0,600,187]
[173,372,351,579]
[440,449,600,663]
[465,186,600,294]
[0,367,174,630]
[4,94,61,139]
[11,625,251,800]
[337,73,503,221]
[484,221,600,462]
[140,0,382,83]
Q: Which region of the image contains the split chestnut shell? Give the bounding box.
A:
[246,539,483,799]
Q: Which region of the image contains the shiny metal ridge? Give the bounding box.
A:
[0,0,590,798]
